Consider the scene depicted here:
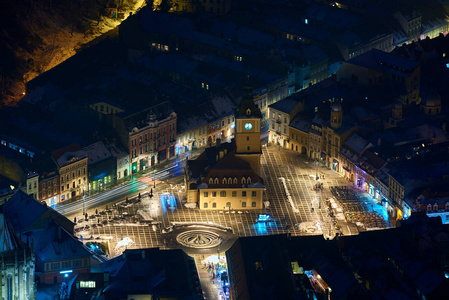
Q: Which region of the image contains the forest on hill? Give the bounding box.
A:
[0,0,144,107]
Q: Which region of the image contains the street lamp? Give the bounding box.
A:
[153,167,156,188]
[82,186,86,215]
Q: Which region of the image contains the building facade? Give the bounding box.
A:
[129,111,177,173]
[52,145,89,203]
[0,213,35,300]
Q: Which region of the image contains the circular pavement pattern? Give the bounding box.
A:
[176,230,222,248]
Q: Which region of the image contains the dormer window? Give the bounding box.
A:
[209,178,213,185]
[242,177,246,185]
[246,108,251,116]
[223,178,227,184]
[233,178,238,184]
[214,178,219,184]
[247,177,251,184]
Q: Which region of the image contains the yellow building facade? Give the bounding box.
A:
[53,146,89,202]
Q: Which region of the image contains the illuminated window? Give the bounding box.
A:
[232,191,237,197]
[220,191,226,197]
[255,261,263,270]
[242,202,246,207]
[204,192,208,197]
[80,281,96,288]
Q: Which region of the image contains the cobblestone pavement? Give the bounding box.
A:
[74,145,367,255]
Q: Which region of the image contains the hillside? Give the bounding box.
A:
[0,0,145,107]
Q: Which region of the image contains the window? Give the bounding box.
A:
[247,177,251,184]
[226,202,231,207]
[80,281,96,288]
[233,178,238,184]
[252,191,257,197]
[212,202,217,208]
[204,192,209,197]
[252,201,257,207]
[242,202,246,207]
[214,178,219,184]
[247,146,250,151]
[204,203,208,208]
[7,276,12,300]
[247,136,249,141]
[212,192,217,197]
[242,178,246,184]
[53,262,59,270]
[209,178,213,184]
[242,191,247,197]
[223,178,227,184]
[232,191,237,197]
[220,191,226,197]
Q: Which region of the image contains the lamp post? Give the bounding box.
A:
[82,186,86,215]
[153,166,156,189]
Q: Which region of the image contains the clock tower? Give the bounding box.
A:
[235,80,262,175]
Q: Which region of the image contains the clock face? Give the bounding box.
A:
[245,123,252,130]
